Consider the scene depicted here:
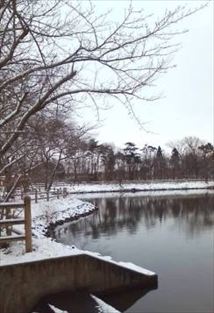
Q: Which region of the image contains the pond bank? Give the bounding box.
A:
[58,180,214,194]
[1,180,214,266]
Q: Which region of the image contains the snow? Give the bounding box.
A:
[60,180,214,194]
[48,304,68,313]
[31,196,95,237]
[91,295,121,313]
[0,237,83,266]
[118,261,155,276]
[33,304,68,313]
[32,297,121,313]
[83,250,156,276]
[0,196,94,266]
[77,188,214,200]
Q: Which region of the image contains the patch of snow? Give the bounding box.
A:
[0,237,83,266]
[91,295,121,313]
[118,261,156,276]
[83,250,156,276]
[48,304,68,313]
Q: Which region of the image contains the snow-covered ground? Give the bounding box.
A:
[0,196,95,265]
[61,180,214,193]
[77,188,214,200]
[31,197,95,237]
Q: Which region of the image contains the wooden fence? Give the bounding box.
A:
[11,187,69,203]
[0,196,32,252]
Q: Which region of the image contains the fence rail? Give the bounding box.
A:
[0,196,32,252]
[10,187,69,203]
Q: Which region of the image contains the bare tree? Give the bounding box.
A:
[27,111,89,191]
[0,0,204,198]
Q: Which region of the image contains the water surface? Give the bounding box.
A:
[54,192,214,313]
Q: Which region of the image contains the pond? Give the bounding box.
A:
[50,191,214,313]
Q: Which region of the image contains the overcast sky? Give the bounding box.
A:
[76,0,213,151]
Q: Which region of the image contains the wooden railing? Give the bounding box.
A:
[11,187,69,203]
[0,196,32,252]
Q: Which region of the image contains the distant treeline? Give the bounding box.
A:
[1,110,213,201]
[31,136,214,185]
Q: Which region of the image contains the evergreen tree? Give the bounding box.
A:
[170,148,180,179]
[154,146,166,179]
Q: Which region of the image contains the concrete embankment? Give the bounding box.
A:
[0,253,157,313]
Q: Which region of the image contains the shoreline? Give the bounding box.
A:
[45,182,214,237]
[46,187,214,236]
[45,206,99,237]
[1,180,214,266]
[70,185,214,194]
[54,180,214,195]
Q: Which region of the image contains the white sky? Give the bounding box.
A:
[76,0,213,150]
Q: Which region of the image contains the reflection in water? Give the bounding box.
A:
[32,291,102,313]
[51,193,214,313]
[99,287,156,312]
[53,193,214,244]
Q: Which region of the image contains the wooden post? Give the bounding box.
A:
[63,187,67,198]
[6,208,12,236]
[47,191,49,201]
[57,189,59,199]
[35,189,38,203]
[24,196,32,253]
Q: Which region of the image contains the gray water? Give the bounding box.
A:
[54,192,214,313]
